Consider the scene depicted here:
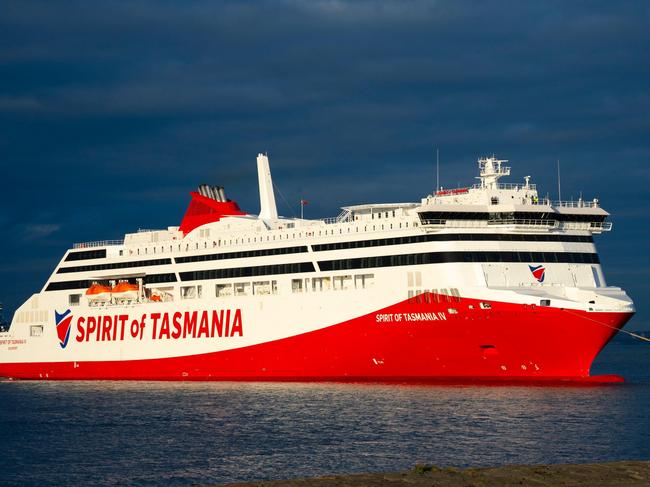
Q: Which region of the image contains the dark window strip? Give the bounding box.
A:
[312,233,593,252]
[64,249,107,261]
[179,262,315,282]
[57,258,172,274]
[418,211,607,223]
[45,273,177,291]
[318,251,599,272]
[175,245,308,264]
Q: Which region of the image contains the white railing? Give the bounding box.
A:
[561,221,612,231]
[420,219,556,228]
[420,218,612,232]
[469,183,537,191]
[552,200,600,208]
[322,209,352,225]
[526,199,600,208]
[73,240,124,249]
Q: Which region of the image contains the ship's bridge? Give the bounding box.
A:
[417,156,611,233]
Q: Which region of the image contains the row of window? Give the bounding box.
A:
[181,281,282,300]
[45,273,177,291]
[418,211,607,223]
[60,232,594,273]
[57,258,172,274]
[408,288,461,304]
[291,274,374,292]
[317,251,600,272]
[216,281,279,298]
[312,233,593,252]
[47,248,600,290]
[65,249,107,261]
[175,245,307,264]
[179,262,315,282]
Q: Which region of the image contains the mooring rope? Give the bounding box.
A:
[561,308,650,343]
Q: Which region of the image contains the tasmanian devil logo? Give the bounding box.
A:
[55,310,73,349]
[529,264,546,283]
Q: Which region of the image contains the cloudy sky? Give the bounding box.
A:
[1,0,649,327]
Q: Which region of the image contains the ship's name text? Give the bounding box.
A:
[375,312,447,323]
[75,309,243,342]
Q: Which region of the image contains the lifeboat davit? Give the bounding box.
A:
[85,283,112,304]
[112,281,139,302]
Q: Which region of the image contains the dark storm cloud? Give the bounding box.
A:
[0,0,649,324]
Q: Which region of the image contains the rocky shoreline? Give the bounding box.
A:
[215,460,650,487]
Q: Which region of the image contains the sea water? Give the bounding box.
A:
[1,334,649,487]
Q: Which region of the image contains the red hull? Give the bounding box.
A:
[0,295,633,381]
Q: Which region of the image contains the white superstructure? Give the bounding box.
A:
[0,154,634,381]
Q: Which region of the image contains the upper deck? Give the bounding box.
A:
[70,154,611,259]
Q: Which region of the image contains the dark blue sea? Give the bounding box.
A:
[1,334,649,487]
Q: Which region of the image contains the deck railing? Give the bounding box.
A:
[420,219,612,232]
[321,210,352,224]
[469,183,538,191]
[73,239,124,249]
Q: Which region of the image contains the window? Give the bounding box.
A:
[69,294,81,306]
[292,279,303,293]
[540,299,551,307]
[216,284,233,297]
[430,288,438,302]
[181,286,198,300]
[312,277,331,292]
[450,288,461,302]
[30,325,44,337]
[333,275,352,290]
[65,249,107,261]
[354,274,374,289]
[234,282,250,296]
[253,281,271,295]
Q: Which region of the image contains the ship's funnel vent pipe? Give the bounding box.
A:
[196,184,228,202]
[257,153,278,219]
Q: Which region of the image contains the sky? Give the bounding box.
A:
[1,0,649,327]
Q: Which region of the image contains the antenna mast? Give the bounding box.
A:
[436,147,440,191]
[557,159,561,201]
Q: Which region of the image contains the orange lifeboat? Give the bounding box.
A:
[86,283,112,304]
[111,281,139,302]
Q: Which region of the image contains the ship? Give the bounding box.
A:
[0,154,635,381]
